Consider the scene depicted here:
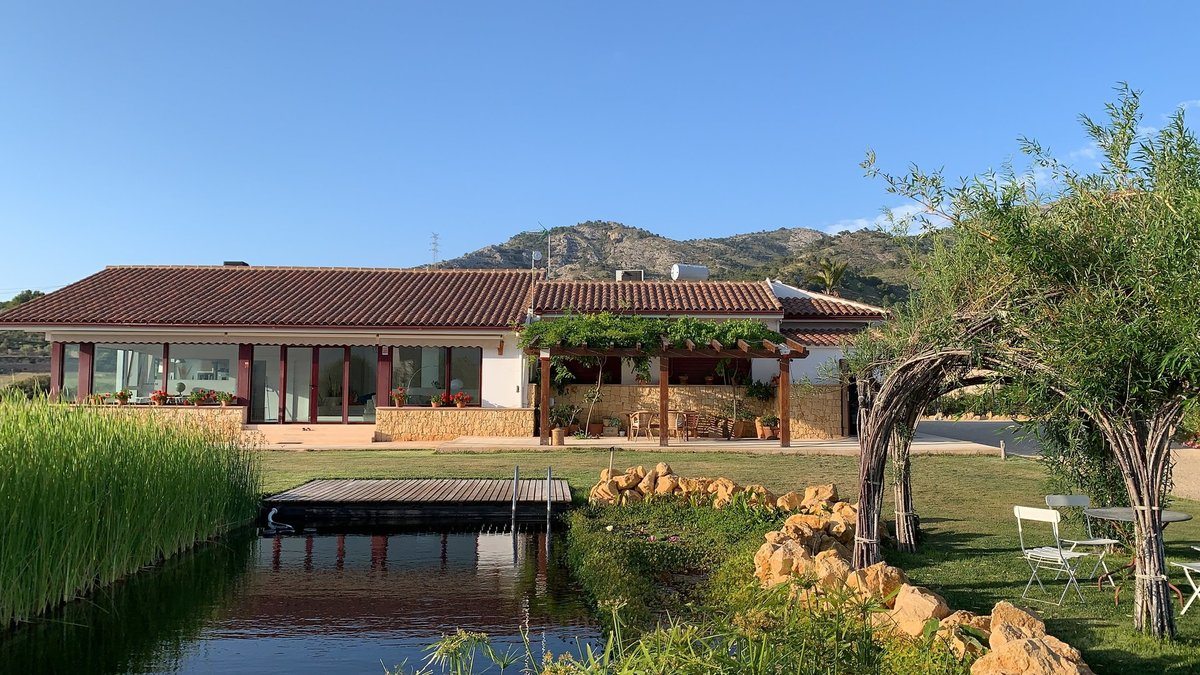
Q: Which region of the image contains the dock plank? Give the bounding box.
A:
[266,478,572,506]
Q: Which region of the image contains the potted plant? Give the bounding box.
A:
[113,390,131,406]
[603,416,621,437]
[432,392,454,408]
[150,389,169,406]
[186,389,207,406]
[550,403,580,446]
[215,391,235,407]
[452,392,472,408]
[390,387,407,406]
[760,413,780,439]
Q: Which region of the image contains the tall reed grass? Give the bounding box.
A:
[0,393,261,626]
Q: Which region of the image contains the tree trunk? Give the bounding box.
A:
[890,403,924,553]
[854,382,887,568]
[1093,406,1182,638]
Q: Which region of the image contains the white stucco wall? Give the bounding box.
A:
[481,332,527,408]
[751,347,844,385]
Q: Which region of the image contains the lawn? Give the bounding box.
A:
[260,449,1200,673]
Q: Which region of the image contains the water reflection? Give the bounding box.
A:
[1,530,596,674]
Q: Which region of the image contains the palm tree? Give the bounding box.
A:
[807,258,848,296]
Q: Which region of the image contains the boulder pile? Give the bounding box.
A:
[751,502,1094,674]
[587,462,846,515]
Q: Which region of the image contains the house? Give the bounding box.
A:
[0,264,884,441]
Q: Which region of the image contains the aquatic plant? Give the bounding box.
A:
[0,393,261,626]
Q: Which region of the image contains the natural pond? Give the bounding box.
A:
[0,529,598,674]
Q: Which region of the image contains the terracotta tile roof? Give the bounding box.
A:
[532,280,781,315]
[0,266,542,329]
[783,326,867,347]
[779,294,886,320]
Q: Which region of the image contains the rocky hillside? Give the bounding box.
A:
[439,220,922,306]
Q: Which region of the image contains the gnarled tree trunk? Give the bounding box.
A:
[1091,403,1183,638]
[889,403,923,553]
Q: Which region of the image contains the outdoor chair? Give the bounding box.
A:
[1014,505,1091,605]
[1173,546,1200,616]
[1045,494,1121,585]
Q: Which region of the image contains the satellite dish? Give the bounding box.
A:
[531,250,543,261]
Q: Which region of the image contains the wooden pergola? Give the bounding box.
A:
[528,337,809,448]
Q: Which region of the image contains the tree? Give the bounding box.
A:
[807,258,848,295]
[863,85,1200,638]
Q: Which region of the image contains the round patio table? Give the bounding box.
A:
[1083,507,1193,606]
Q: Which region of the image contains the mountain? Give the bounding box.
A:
[438,220,921,306]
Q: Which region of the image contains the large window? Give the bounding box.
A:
[250,346,281,423]
[391,347,481,405]
[168,344,237,397]
[61,343,80,400]
[93,343,164,400]
[348,346,378,422]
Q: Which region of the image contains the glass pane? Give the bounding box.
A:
[169,344,238,398]
[285,347,312,423]
[316,348,344,422]
[93,343,163,401]
[392,346,445,405]
[61,343,80,401]
[449,348,482,406]
[347,347,378,423]
[250,346,280,423]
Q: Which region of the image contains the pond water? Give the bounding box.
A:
[1,529,598,674]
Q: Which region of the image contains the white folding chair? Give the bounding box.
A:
[1045,494,1120,586]
[1173,546,1200,616]
[1014,505,1091,605]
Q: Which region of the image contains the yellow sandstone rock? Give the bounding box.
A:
[776,491,804,511]
[877,584,951,637]
[655,475,679,494]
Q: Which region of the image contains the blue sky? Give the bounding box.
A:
[1,2,1198,294]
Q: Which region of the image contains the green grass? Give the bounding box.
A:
[261,449,1200,673]
[0,395,261,626]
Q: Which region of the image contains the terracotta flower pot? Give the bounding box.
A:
[431,401,441,408]
[456,401,466,408]
[587,422,605,437]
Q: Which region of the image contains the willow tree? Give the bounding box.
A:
[864,86,1200,638]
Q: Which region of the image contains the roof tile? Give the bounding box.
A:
[0,266,542,329]
[532,280,781,315]
[780,295,885,319]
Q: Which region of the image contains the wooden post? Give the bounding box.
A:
[48,341,64,398]
[779,356,791,448]
[236,344,253,407]
[279,346,289,423]
[376,346,392,407]
[78,342,94,402]
[539,352,551,445]
[659,357,669,447]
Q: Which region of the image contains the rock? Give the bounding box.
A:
[742,484,776,507]
[614,473,640,490]
[637,469,659,494]
[619,490,643,505]
[846,563,908,607]
[599,468,619,481]
[633,465,647,479]
[784,513,828,531]
[654,462,672,476]
[970,638,1095,675]
[764,530,786,545]
[654,475,679,494]
[989,602,1045,648]
[816,537,851,560]
[776,491,804,511]
[880,584,951,637]
[753,542,776,584]
[801,484,839,511]
[937,611,992,658]
[812,549,852,588]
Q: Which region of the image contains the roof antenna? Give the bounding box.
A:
[538,222,551,277]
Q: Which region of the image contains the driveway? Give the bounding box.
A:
[916,420,1041,457]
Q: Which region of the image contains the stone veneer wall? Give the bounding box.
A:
[538,384,846,439]
[83,405,248,440]
[374,407,536,441]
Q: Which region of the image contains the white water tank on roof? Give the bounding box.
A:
[671,264,709,281]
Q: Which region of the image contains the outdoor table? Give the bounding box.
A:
[1083,507,1193,606]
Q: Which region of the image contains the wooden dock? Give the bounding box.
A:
[263,478,573,528]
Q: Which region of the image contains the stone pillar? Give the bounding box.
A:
[49,341,64,398]
[659,357,670,447]
[779,356,791,448]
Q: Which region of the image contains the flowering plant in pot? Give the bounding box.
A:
[432,392,454,408]
[389,387,407,406]
[215,391,235,407]
[452,392,472,408]
[186,389,210,406]
[759,413,780,439]
[113,390,131,406]
[150,389,169,406]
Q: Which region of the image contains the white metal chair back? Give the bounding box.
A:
[1043,494,1119,587]
[1013,505,1089,605]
